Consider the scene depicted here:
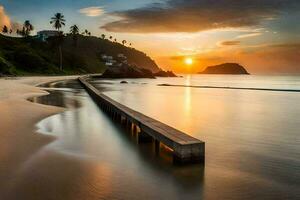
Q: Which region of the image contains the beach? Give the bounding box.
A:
[0,76,75,195]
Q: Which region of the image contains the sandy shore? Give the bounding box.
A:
[0,76,76,191]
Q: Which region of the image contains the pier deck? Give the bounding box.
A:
[79,76,205,163]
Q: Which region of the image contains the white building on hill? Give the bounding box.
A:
[37,30,59,41]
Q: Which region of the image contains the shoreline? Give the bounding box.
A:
[0,76,75,193]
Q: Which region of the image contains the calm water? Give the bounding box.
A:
[9,75,300,199]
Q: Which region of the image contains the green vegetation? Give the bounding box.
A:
[0,12,159,76]
[0,33,159,76]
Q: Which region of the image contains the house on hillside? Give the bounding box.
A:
[101,54,128,67]
[37,30,59,41]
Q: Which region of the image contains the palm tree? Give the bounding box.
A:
[2,25,8,34]
[50,13,65,31]
[101,34,106,40]
[50,13,66,71]
[70,24,79,47]
[70,25,79,34]
[122,40,127,46]
[24,20,34,36]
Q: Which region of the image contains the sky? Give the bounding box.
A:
[1,0,300,74]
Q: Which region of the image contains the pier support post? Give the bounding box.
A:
[155,139,160,154]
[132,124,137,134]
[138,130,153,143]
[173,143,205,163]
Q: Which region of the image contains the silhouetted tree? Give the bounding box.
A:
[9,29,12,34]
[16,27,26,37]
[50,13,66,70]
[101,34,106,39]
[81,29,91,36]
[114,38,117,43]
[24,20,34,36]
[2,25,8,34]
[50,13,65,31]
[109,36,113,40]
[122,40,127,46]
[70,24,79,47]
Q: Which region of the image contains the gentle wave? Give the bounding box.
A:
[158,84,300,92]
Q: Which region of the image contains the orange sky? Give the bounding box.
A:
[1,0,300,74]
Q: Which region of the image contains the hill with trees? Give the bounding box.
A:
[0,34,160,76]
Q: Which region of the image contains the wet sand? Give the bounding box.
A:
[0,76,75,194]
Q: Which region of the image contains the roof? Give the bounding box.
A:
[37,30,59,34]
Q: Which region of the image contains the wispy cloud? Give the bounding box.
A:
[237,32,262,39]
[79,6,104,17]
[218,40,241,46]
[0,5,11,28]
[0,5,21,31]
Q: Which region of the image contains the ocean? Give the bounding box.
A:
[20,75,300,199]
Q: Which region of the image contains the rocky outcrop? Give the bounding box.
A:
[199,63,250,75]
[154,70,177,77]
[100,65,155,79]
[99,65,178,79]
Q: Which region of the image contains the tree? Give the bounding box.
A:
[24,20,34,36]
[70,24,79,47]
[50,13,66,31]
[16,27,26,37]
[82,29,91,36]
[2,25,8,34]
[122,40,127,46]
[70,25,79,35]
[101,34,105,39]
[9,29,12,34]
[114,38,117,43]
[50,13,66,71]
[109,36,113,40]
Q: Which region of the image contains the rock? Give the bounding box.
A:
[199,63,250,75]
[101,64,155,79]
[154,70,177,77]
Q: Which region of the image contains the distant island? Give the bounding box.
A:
[198,63,250,75]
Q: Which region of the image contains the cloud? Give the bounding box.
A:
[219,41,241,46]
[237,32,262,38]
[101,0,300,33]
[79,6,104,17]
[0,5,12,28]
[0,5,22,32]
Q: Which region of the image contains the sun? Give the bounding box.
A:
[185,57,193,65]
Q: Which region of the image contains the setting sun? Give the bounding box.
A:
[185,57,193,65]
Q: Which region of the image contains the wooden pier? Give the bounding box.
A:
[78,76,205,163]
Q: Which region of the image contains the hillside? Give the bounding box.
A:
[199,63,250,75]
[0,34,160,76]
